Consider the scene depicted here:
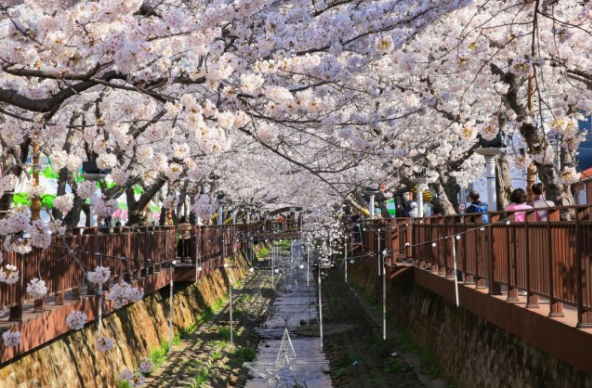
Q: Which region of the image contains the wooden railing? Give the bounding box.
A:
[355,204,592,327]
[1,221,295,322]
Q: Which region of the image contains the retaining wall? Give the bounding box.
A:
[349,258,592,388]
[0,246,260,388]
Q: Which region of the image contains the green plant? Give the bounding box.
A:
[211,349,223,361]
[335,367,349,377]
[339,353,357,368]
[330,296,340,307]
[218,327,231,341]
[197,307,214,325]
[234,347,256,362]
[189,368,211,388]
[384,359,410,373]
[371,375,384,386]
[172,334,181,346]
[211,296,228,311]
[118,381,132,388]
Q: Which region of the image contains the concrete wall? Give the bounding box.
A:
[349,258,592,388]
[0,247,256,388]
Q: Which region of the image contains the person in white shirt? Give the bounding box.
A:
[529,183,555,222]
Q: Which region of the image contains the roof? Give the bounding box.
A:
[581,167,592,182]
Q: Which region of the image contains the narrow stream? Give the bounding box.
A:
[244,242,332,388]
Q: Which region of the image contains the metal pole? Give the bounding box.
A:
[307,245,310,286]
[229,272,234,345]
[218,205,223,226]
[452,236,460,307]
[98,257,103,335]
[169,265,174,349]
[344,237,348,283]
[382,249,387,340]
[318,262,323,349]
[485,155,498,211]
[369,194,376,219]
[417,190,424,217]
[377,231,381,276]
[272,241,275,287]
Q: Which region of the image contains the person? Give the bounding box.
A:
[277,214,285,232]
[115,221,122,227]
[465,190,489,223]
[407,201,419,217]
[351,213,362,243]
[506,188,532,222]
[176,216,192,260]
[529,183,555,221]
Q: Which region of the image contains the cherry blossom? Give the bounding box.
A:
[87,266,111,285]
[26,278,48,300]
[96,336,115,352]
[1,330,21,347]
[66,311,87,331]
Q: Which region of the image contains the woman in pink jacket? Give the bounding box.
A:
[506,188,532,222]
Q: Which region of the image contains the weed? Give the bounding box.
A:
[218,327,232,341]
[211,296,228,311]
[234,347,256,362]
[339,353,357,368]
[118,381,132,388]
[172,334,181,346]
[384,359,410,374]
[213,339,228,349]
[330,296,340,307]
[335,367,349,377]
[211,349,223,361]
[371,376,384,386]
[189,368,210,388]
[197,307,214,325]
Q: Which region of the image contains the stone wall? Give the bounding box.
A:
[0,247,257,388]
[349,258,592,388]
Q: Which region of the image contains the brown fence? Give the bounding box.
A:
[1,221,285,322]
[357,204,592,327]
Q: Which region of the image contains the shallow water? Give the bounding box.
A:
[244,247,332,388]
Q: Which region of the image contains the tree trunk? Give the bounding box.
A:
[495,154,513,210]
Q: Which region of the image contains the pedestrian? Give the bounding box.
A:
[529,183,555,221]
[506,188,532,222]
[407,201,419,217]
[176,216,192,260]
[465,190,489,223]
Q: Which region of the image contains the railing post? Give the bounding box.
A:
[547,209,563,317]
[488,214,502,295]
[525,211,538,308]
[9,252,24,321]
[576,208,592,327]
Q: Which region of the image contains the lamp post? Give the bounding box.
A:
[364,186,381,219]
[216,192,226,226]
[475,133,507,211]
[82,160,111,226]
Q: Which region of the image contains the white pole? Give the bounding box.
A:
[382,249,387,340]
[452,236,460,307]
[417,190,424,218]
[344,237,348,283]
[271,241,275,288]
[169,265,174,349]
[307,245,310,286]
[369,194,376,219]
[377,231,381,276]
[318,262,323,349]
[195,234,199,283]
[229,272,234,345]
[485,155,497,211]
[218,205,223,226]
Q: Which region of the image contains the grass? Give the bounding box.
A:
[189,368,211,388]
[197,307,214,326]
[211,296,228,311]
[211,349,223,361]
[234,347,256,362]
[149,340,172,367]
[258,247,270,257]
[335,367,349,377]
[218,327,232,342]
[118,381,132,388]
[339,353,358,368]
